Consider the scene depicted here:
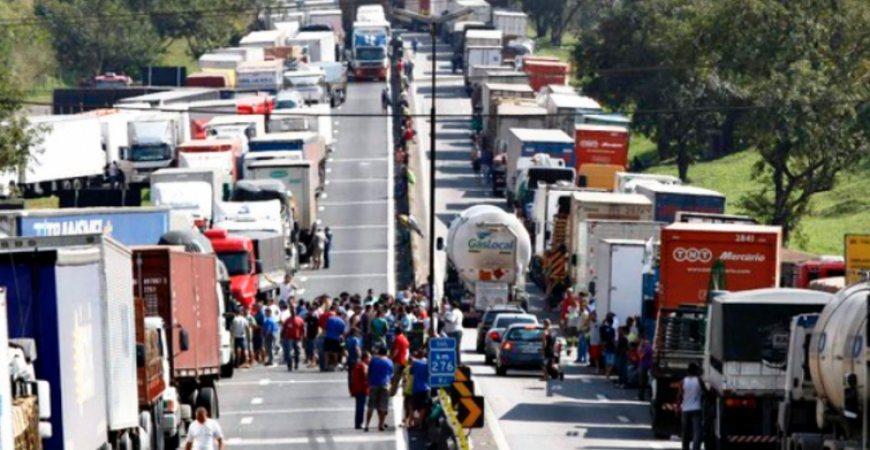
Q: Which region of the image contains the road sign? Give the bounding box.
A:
[455,366,471,382]
[428,337,457,387]
[845,234,870,285]
[450,380,475,405]
[457,396,485,428]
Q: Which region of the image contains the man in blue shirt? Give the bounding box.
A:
[408,350,430,428]
[365,346,394,432]
[261,308,280,366]
[324,309,346,370]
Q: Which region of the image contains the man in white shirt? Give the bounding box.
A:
[678,363,704,450]
[442,302,464,364]
[279,273,298,303]
[186,407,224,450]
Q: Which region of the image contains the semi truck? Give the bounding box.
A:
[150,168,224,225]
[287,31,337,63]
[121,112,190,183]
[177,138,244,187]
[350,14,390,80]
[0,235,142,450]
[574,123,630,171]
[504,128,575,201]
[444,205,532,320]
[242,152,319,239]
[511,154,575,218]
[703,288,834,448]
[248,131,327,187]
[778,281,867,450]
[0,206,173,246]
[633,182,726,224]
[131,246,222,447]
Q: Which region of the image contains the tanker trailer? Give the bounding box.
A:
[778,281,867,450]
[444,205,532,322]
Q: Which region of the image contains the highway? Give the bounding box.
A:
[215,81,402,449]
[408,32,682,450]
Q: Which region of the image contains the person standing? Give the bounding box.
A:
[350,351,371,430]
[230,309,250,368]
[588,311,601,372]
[381,87,391,112]
[541,319,557,381]
[185,407,224,450]
[601,318,616,379]
[576,301,591,364]
[304,307,320,367]
[323,227,333,269]
[370,308,389,351]
[408,350,430,429]
[441,303,463,364]
[261,308,280,366]
[279,273,298,304]
[678,363,704,450]
[390,327,410,393]
[324,310,347,370]
[281,308,305,371]
[638,335,653,400]
[365,346,395,432]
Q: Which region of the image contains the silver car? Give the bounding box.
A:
[483,313,538,365]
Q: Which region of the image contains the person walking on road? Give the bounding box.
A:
[442,302,463,364]
[323,227,333,269]
[678,362,704,450]
[365,346,395,432]
[324,308,347,370]
[186,407,224,450]
[281,307,305,371]
[381,87,391,112]
[261,308,280,366]
[601,318,616,379]
[231,308,251,368]
[304,307,320,367]
[408,350,430,429]
[350,352,371,430]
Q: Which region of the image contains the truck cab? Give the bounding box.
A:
[205,229,259,308]
[350,20,390,80]
[513,155,575,219]
[121,112,190,183]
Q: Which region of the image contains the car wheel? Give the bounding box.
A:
[495,365,507,376]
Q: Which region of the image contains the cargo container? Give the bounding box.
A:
[633,182,725,223]
[239,29,288,48]
[522,59,569,92]
[565,191,653,257]
[543,94,602,136]
[287,30,337,63]
[0,206,172,246]
[151,168,223,224]
[213,46,265,63]
[177,138,243,188]
[198,53,244,72]
[235,59,285,91]
[578,163,623,191]
[594,239,648,320]
[205,114,267,141]
[492,10,527,39]
[463,46,503,81]
[574,124,629,170]
[0,235,140,450]
[504,128,574,195]
[185,72,229,88]
[243,154,318,234]
[570,219,663,293]
[307,9,344,44]
[658,222,781,309]
[131,247,222,423]
[471,70,530,108]
[485,100,545,151]
[615,172,681,194]
[464,29,502,48]
[482,82,534,120]
[247,131,326,186]
[466,64,510,92]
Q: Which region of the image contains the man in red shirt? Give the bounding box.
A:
[281,308,305,371]
[349,352,370,429]
[390,327,410,393]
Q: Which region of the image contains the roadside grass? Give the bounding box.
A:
[158,40,199,75]
[25,196,58,209]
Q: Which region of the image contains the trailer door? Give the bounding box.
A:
[608,244,645,320]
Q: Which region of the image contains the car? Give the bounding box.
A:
[484,313,537,365]
[476,304,525,353]
[495,324,545,376]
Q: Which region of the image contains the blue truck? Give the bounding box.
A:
[633,182,725,223]
[350,20,390,81]
[0,206,173,246]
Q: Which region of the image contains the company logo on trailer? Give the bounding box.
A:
[468,230,515,252]
[672,247,766,263]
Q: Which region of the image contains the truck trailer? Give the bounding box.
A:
[0,206,173,246]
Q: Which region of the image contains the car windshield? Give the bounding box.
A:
[356,47,385,61]
[506,327,544,342]
[275,99,299,109]
[495,316,535,328]
[130,144,171,162]
[217,251,250,276]
[484,309,520,326]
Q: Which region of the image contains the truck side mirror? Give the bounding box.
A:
[179,328,190,352]
[436,237,444,251]
[136,343,146,368]
[255,260,263,273]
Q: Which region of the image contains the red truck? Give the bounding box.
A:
[792,258,845,288]
[658,222,782,310]
[204,228,284,309]
[522,57,570,92]
[131,246,222,446]
[574,124,630,169]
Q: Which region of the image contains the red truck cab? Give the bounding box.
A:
[205,228,258,309]
[236,95,275,115]
[794,258,845,288]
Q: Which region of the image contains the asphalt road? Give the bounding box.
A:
[295,81,394,298]
[215,81,402,450]
[408,33,682,450]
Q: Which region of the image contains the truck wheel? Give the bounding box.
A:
[196,387,218,418]
[221,355,235,378]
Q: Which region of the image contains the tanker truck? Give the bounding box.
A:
[444,205,532,323]
[777,281,867,450]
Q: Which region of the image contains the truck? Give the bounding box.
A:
[464,46,503,85]
[0,235,141,450]
[243,152,318,236]
[247,131,327,188]
[0,115,106,196]
[288,31,337,63]
[486,100,546,152]
[0,206,173,246]
[311,61,348,106]
[615,172,682,194]
[204,114,267,142]
[130,246,222,446]
[445,205,532,319]
[633,182,726,223]
[350,19,390,80]
[492,10,527,39]
[703,288,834,449]
[284,67,330,104]
[574,123,630,171]
[239,29,288,49]
[512,154,575,218]
[177,137,244,188]
[307,9,345,45]
[658,222,781,309]
[778,281,867,450]
[465,64,509,93]
[570,219,664,294]
[529,182,578,257]
[150,168,224,225]
[121,112,190,183]
[543,94,602,136]
[578,163,623,191]
[269,103,335,152]
[521,57,570,92]
[504,128,575,199]
[235,59,285,92]
[593,239,649,320]
[2,287,52,450]
[212,46,265,63]
[481,82,535,129]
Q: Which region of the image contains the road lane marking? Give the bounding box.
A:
[392,395,407,450]
[385,105,396,295]
[329,224,387,230]
[618,415,630,423]
[220,379,345,386]
[580,377,591,383]
[225,435,395,446]
[223,407,354,416]
[327,177,389,183]
[330,249,389,255]
[326,167,332,173]
[320,199,386,206]
[258,379,270,386]
[320,193,328,200]
[240,417,253,425]
[251,397,263,405]
[318,206,325,211]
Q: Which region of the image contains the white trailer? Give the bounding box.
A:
[239,29,288,48]
[212,47,265,63]
[464,29,503,48]
[288,30,337,63]
[571,219,663,292]
[236,59,285,91]
[151,168,222,223]
[464,46,503,79]
[543,93,603,135]
[243,154,318,233]
[615,172,682,193]
[198,53,244,72]
[593,239,648,319]
[492,10,527,38]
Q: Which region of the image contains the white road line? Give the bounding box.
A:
[617,415,630,423]
[240,417,253,425]
[385,104,396,295]
[392,395,407,450]
[320,200,387,206]
[225,435,395,446]
[330,249,388,255]
[483,395,510,450]
[251,397,263,405]
[298,276,308,282]
[258,379,270,386]
[327,177,389,183]
[320,193,328,200]
[580,377,591,384]
[329,224,388,230]
[318,206,325,211]
[328,157,388,163]
[220,379,345,386]
[223,407,354,416]
[325,167,332,173]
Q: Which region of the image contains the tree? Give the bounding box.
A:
[36,0,163,79]
[520,0,583,45]
[0,30,44,178]
[709,0,869,242]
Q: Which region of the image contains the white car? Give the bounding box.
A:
[483,313,538,365]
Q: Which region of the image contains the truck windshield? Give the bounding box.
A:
[275,99,300,109]
[356,47,385,61]
[130,144,172,162]
[217,251,251,276]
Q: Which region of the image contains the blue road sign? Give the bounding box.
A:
[428,337,457,387]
